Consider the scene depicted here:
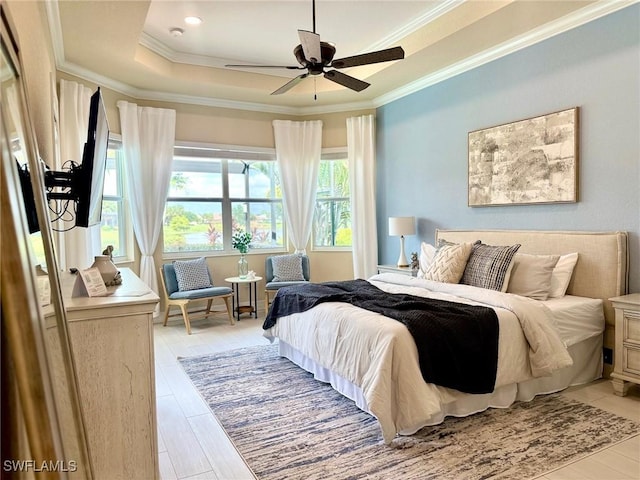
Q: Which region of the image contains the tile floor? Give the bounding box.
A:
[154,313,640,480]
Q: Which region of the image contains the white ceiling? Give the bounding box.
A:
[48,0,634,114]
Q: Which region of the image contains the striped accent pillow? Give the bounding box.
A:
[461,242,521,291]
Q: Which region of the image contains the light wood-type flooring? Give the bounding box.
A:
[154,313,639,480]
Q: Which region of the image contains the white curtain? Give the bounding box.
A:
[117,101,176,301]
[272,120,323,253]
[57,79,101,270]
[347,114,378,279]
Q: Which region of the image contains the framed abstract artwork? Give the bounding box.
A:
[468,107,579,206]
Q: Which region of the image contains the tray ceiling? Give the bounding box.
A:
[48,0,632,114]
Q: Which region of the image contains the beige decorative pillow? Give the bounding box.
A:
[423,242,474,284]
[506,253,560,300]
[548,252,579,298]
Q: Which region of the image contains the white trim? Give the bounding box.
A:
[364,0,464,53]
[48,0,637,116]
[175,140,275,155]
[45,0,65,67]
[139,32,270,73]
[374,0,638,108]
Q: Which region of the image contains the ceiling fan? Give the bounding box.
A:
[225,0,405,96]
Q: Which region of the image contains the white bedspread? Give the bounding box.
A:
[263,273,573,443]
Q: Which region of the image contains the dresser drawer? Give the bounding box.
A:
[624,309,640,345]
[623,346,640,376]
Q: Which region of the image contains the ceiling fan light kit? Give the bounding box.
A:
[225,0,404,97]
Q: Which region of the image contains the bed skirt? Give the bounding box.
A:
[278,334,603,436]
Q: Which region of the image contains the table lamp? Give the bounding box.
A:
[388,216,415,267]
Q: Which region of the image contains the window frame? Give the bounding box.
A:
[312,148,352,252]
[102,134,134,263]
[163,142,287,258]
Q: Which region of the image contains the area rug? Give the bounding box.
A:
[179,344,639,480]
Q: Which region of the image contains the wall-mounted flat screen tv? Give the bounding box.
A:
[75,87,109,227]
[42,87,110,229]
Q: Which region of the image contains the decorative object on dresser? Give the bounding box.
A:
[609,293,640,396]
[388,216,415,267]
[159,259,234,334]
[99,244,122,285]
[468,107,578,206]
[90,254,121,286]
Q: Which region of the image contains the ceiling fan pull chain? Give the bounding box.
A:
[314,78,317,101]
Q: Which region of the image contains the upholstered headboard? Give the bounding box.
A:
[435,230,629,332]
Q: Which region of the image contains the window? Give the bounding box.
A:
[313,154,351,248]
[164,145,284,254]
[101,137,130,260]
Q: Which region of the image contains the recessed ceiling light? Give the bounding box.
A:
[184,16,202,25]
[169,27,184,37]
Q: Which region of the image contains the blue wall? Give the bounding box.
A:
[376,5,640,291]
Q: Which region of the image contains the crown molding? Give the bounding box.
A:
[365,0,464,52]
[57,62,306,115]
[48,0,637,116]
[45,0,65,66]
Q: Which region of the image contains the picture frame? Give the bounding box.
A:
[468,107,579,206]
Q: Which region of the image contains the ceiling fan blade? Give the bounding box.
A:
[271,73,309,95]
[331,46,405,69]
[225,64,304,70]
[323,70,370,92]
[298,30,322,63]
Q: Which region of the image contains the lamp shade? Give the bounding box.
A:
[388,216,415,236]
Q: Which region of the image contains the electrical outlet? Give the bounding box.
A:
[603,347,613,365]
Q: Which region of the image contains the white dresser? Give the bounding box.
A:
[46,268,160,479]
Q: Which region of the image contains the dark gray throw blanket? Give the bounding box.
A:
[263,279,499,394]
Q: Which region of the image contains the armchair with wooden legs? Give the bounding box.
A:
[159,263,234,334]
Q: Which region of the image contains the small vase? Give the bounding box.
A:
[238,254,248,279]
[91,255,119,285]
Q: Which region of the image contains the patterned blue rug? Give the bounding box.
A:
[179,344,639,480]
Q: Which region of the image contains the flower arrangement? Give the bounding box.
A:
[231,230,252,254]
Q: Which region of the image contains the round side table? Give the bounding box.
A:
[224,276,262,320]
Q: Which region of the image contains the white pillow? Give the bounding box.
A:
[417,242,436,279]
[548,252,579,298]
[506,253,560,300]
[423,242,474,283]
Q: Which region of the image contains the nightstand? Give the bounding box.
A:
[609,293,640,396]
[377,264,417,277]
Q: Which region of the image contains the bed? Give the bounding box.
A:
[263,230,629,444]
